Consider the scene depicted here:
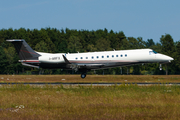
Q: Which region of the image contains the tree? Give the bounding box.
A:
[114,31,126,50]
[133,65,141,75]
[4,47,16,74]
[160,34,175,56]
[35,41,49,52]
[4,47,16,64]
[160,34,176,74]
[67,36,82,53]
[146,39,155,48]
[86,44,97,52]
[0,46,8,74]
[127,37,139,49]
[175,41,180,73]
[95,38,111,51]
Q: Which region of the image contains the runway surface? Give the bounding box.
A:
[0,82,180,86]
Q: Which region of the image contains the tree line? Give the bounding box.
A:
[0,28,180,75]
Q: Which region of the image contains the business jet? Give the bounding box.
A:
[6,39,174,78]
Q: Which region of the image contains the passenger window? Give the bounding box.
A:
[92,56,94,59]
[81,57,83,59]
[86,57,88,59]
[107,55,109,58]
[116,55,118,57]
[121,55,123,57]
[102,56,104,58]
[75,57,78,60]
[125,54,127,57]
[112,55,114,57]
[97,56,99,59]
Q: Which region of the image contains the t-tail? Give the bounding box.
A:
[6,39,41,60]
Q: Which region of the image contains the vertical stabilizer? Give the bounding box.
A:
[6,39,41,60]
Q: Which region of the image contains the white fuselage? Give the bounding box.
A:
[34,49,173,70]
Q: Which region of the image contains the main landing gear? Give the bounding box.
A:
[80,69,89,79]
[81,73,86,79]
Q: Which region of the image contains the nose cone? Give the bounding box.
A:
[163,55,174,61]
[163,55,174,62]
[169,56,174,61]
[156,54,174,62]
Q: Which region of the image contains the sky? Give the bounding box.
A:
[1,0,180,43]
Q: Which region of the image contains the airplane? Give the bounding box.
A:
[6,39,174,78]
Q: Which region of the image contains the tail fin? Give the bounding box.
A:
[6,39,41,60]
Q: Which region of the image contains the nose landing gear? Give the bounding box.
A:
[159,64,162,70]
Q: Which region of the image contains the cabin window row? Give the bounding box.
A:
[75,54,127,60]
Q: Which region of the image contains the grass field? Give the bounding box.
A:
[0,84,180,119]
[1,75,180,119]
[0,75,180,83]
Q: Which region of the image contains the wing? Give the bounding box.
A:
[62,55,105,70]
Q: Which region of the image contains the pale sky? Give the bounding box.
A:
[1,0,180,42]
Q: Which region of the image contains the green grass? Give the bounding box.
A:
[0,84,180,119]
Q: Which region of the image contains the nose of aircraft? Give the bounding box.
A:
[156,54,174,62]
[163,55,174,61]
[169,56,174,61]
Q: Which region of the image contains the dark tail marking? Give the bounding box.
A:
[6,39,41,60]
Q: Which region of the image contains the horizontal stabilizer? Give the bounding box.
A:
[21,63,39,69]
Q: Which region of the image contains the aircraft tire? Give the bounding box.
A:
[81,73,86,79]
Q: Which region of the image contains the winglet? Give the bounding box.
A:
[62,55,71,64]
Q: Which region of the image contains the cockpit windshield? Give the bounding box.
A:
[149,50,158,55]
[153,50,157,54]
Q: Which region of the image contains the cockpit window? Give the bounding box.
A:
[149,50,157,55]
[153,50,157,54]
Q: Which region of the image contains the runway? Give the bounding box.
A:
[0,82,180,86]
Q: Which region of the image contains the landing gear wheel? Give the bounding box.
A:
[81,73,86,79]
